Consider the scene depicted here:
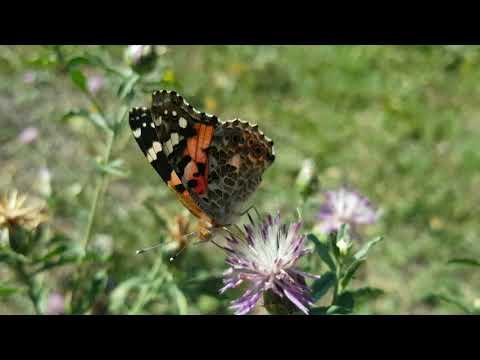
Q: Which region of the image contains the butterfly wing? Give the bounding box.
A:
[130,90,275,228]
[149,90,218,199]
[201,119,275,226]
[128,106,208,221]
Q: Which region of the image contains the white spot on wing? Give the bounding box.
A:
[142,122,146,127]
[164,140,173,155]
[179,117,188,128]
[164,110,168,115]
[152,141,162,153]
[147,147,157,161]
[172,110,177,116]
[171,132,179,146]
[133,128,141,138]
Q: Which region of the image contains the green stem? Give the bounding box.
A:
[80,130,115,254]
[15,260,41,315]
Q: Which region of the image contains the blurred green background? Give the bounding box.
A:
[0,45,479,314]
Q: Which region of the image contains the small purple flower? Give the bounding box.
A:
[46,292,65,315]
[86,74,105,95]
[317,188,379,235]
[17,127,39,144]
[23,71,36,84]
[219,212,318,315]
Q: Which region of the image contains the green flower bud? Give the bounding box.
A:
[295,159,318,200]
[8,224,32,255]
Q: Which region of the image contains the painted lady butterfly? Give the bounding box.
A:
[129,90,275,241]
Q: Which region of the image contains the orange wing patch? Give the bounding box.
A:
[183,124,214,195]
[167,170,208,221]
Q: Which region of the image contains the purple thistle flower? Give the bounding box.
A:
[219,212,319,315]
[86,74,105,95]
[17,127,39,144]
[23,71,36,84]
[46,292,65,315]
[316,187,379,235]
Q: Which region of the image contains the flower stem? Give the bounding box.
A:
[80,130,115,254]
[15,260,41,315]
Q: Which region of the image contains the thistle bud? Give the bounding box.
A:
[295,159,318,200]
[124,45,157,74]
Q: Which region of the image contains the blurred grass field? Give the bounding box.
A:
[1,45,479,314]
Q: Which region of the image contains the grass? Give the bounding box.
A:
[0,45,479,314]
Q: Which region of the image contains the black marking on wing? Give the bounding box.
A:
[128,107,172,184]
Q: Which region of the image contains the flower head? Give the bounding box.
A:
[316,187,379,235]
[86,74,105,95]
[23,71,36,84]
[219,212,318,315]
[0,190,48,232]
[17,127,39,144]
[124,45,157,74]
[46,292,65,315]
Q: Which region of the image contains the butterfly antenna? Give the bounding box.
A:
[169,242,188,262]
[169,231,197,262]
[136,242,165,255]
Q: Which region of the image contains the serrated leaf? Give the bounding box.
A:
[312,271,336,302]
[447,258,480,267]
[354,236,383,261]
[308,234,335,271]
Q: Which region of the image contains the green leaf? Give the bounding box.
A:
[311,271,336,302]
[169,286,188,315]
[61,108,89,121]
[447,258,480,267]
[69,68,87,93]
[66,56,92,70]
[71,270,109,314]
[308,234,336,271]
[340,260,364,289]
[425,293,472,314]
[353,236,383,261]
[95,159,129,177]
[31,244,69,264]
[336,291,354,311]
[61,109,111,132]
[309,306,329,315]
[117,73,140,99]
[0,285,24,297]
[326,305,352,315]
[88,112,111,132]
[348,287,385,306]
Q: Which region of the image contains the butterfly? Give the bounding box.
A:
[129,90,275,241]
